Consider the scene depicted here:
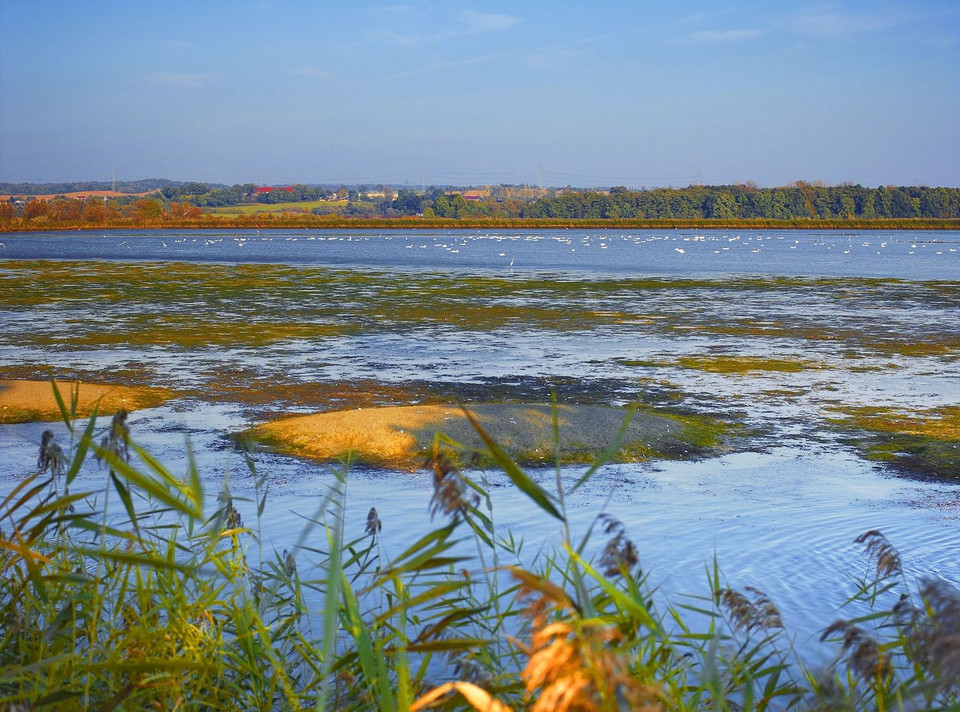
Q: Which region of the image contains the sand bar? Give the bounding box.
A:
[0,379,170,424]
[249,403,723,470]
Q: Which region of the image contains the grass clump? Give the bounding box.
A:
[2,384,958,710]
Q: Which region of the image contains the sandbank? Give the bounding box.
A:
[249,403,725,470]
[0,379,170,424]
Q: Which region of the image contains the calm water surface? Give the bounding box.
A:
[1,228,958,665]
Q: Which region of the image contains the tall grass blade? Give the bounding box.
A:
[94,445,200,520]
[570,403,637,495]
[50,379,72,432]
[67,413,99,485]
[130,441,202,515]
[72,546,192,572]
[316,520,343,711]
[461,407,563,522]
[109,471,138,533]
[185,438,204,518]
[0,472,48,524]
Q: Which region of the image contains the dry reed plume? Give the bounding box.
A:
[429,450,478,520]
[512,581,664,712]
[854,529,902,579]
[716,586,784,635]
[895,578,960,693]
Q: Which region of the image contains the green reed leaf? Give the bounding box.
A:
[461,407,563,522]
[50,379,72,432]
[72,546,192,572]
[407,637,493,653]
[570,403,638,495]
[94,446,200,520]
[67,413,99,485]
[109,471,138,532]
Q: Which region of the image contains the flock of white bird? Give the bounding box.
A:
[126,231,959,265]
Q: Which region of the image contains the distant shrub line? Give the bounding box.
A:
[2,212,958,233]
[4,181,960,231]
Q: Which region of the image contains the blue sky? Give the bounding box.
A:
[1,1,957,188]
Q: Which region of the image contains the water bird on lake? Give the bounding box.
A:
[675,248,685,254]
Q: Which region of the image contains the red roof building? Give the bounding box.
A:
[254,186,294,194]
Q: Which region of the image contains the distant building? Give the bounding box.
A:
[254,186,294,194]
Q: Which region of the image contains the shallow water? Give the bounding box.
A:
[3,228,958,280]
[1,228,958,665]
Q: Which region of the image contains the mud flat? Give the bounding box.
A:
[248,402,729,470]
[0,379,171,424]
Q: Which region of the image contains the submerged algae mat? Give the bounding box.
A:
[250,403,726,470]
[828,405,960,479]
[0,379,171,424]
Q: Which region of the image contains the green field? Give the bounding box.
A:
[208,199,350,216]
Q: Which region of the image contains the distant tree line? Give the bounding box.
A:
[378,184,960,220]
[4,181,959,227]
[159,183,390,207]
[0,179,182,195]
[519,184,960,220]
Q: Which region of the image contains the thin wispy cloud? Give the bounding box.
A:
[525,47,585,70]
[372,8,520,47]
[790,10,895,39]
[292,66,328,79]
[374,29,421,47]
[148,72,224,88]
[378,52,508,82]
[679,8,740,26]
[523,32,632,71]
[686,28,763,44]
[460,10,520,34]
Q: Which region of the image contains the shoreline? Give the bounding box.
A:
[3,217,960,233]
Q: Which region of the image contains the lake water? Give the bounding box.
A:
[1,227,958,666]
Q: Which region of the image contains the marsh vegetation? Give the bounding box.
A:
[2,392,958,710]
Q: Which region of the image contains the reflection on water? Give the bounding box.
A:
[1,228,958,665]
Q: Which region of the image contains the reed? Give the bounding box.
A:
[1,384,957,710]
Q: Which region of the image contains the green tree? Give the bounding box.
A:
[709,191,737,218]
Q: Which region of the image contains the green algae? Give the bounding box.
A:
[2,261,957,357]
[676,356,814,374]
[828,405,960,479]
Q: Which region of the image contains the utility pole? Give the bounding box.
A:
[111,170,116,192]
[421,166,426,193]
[538,165,543,195]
